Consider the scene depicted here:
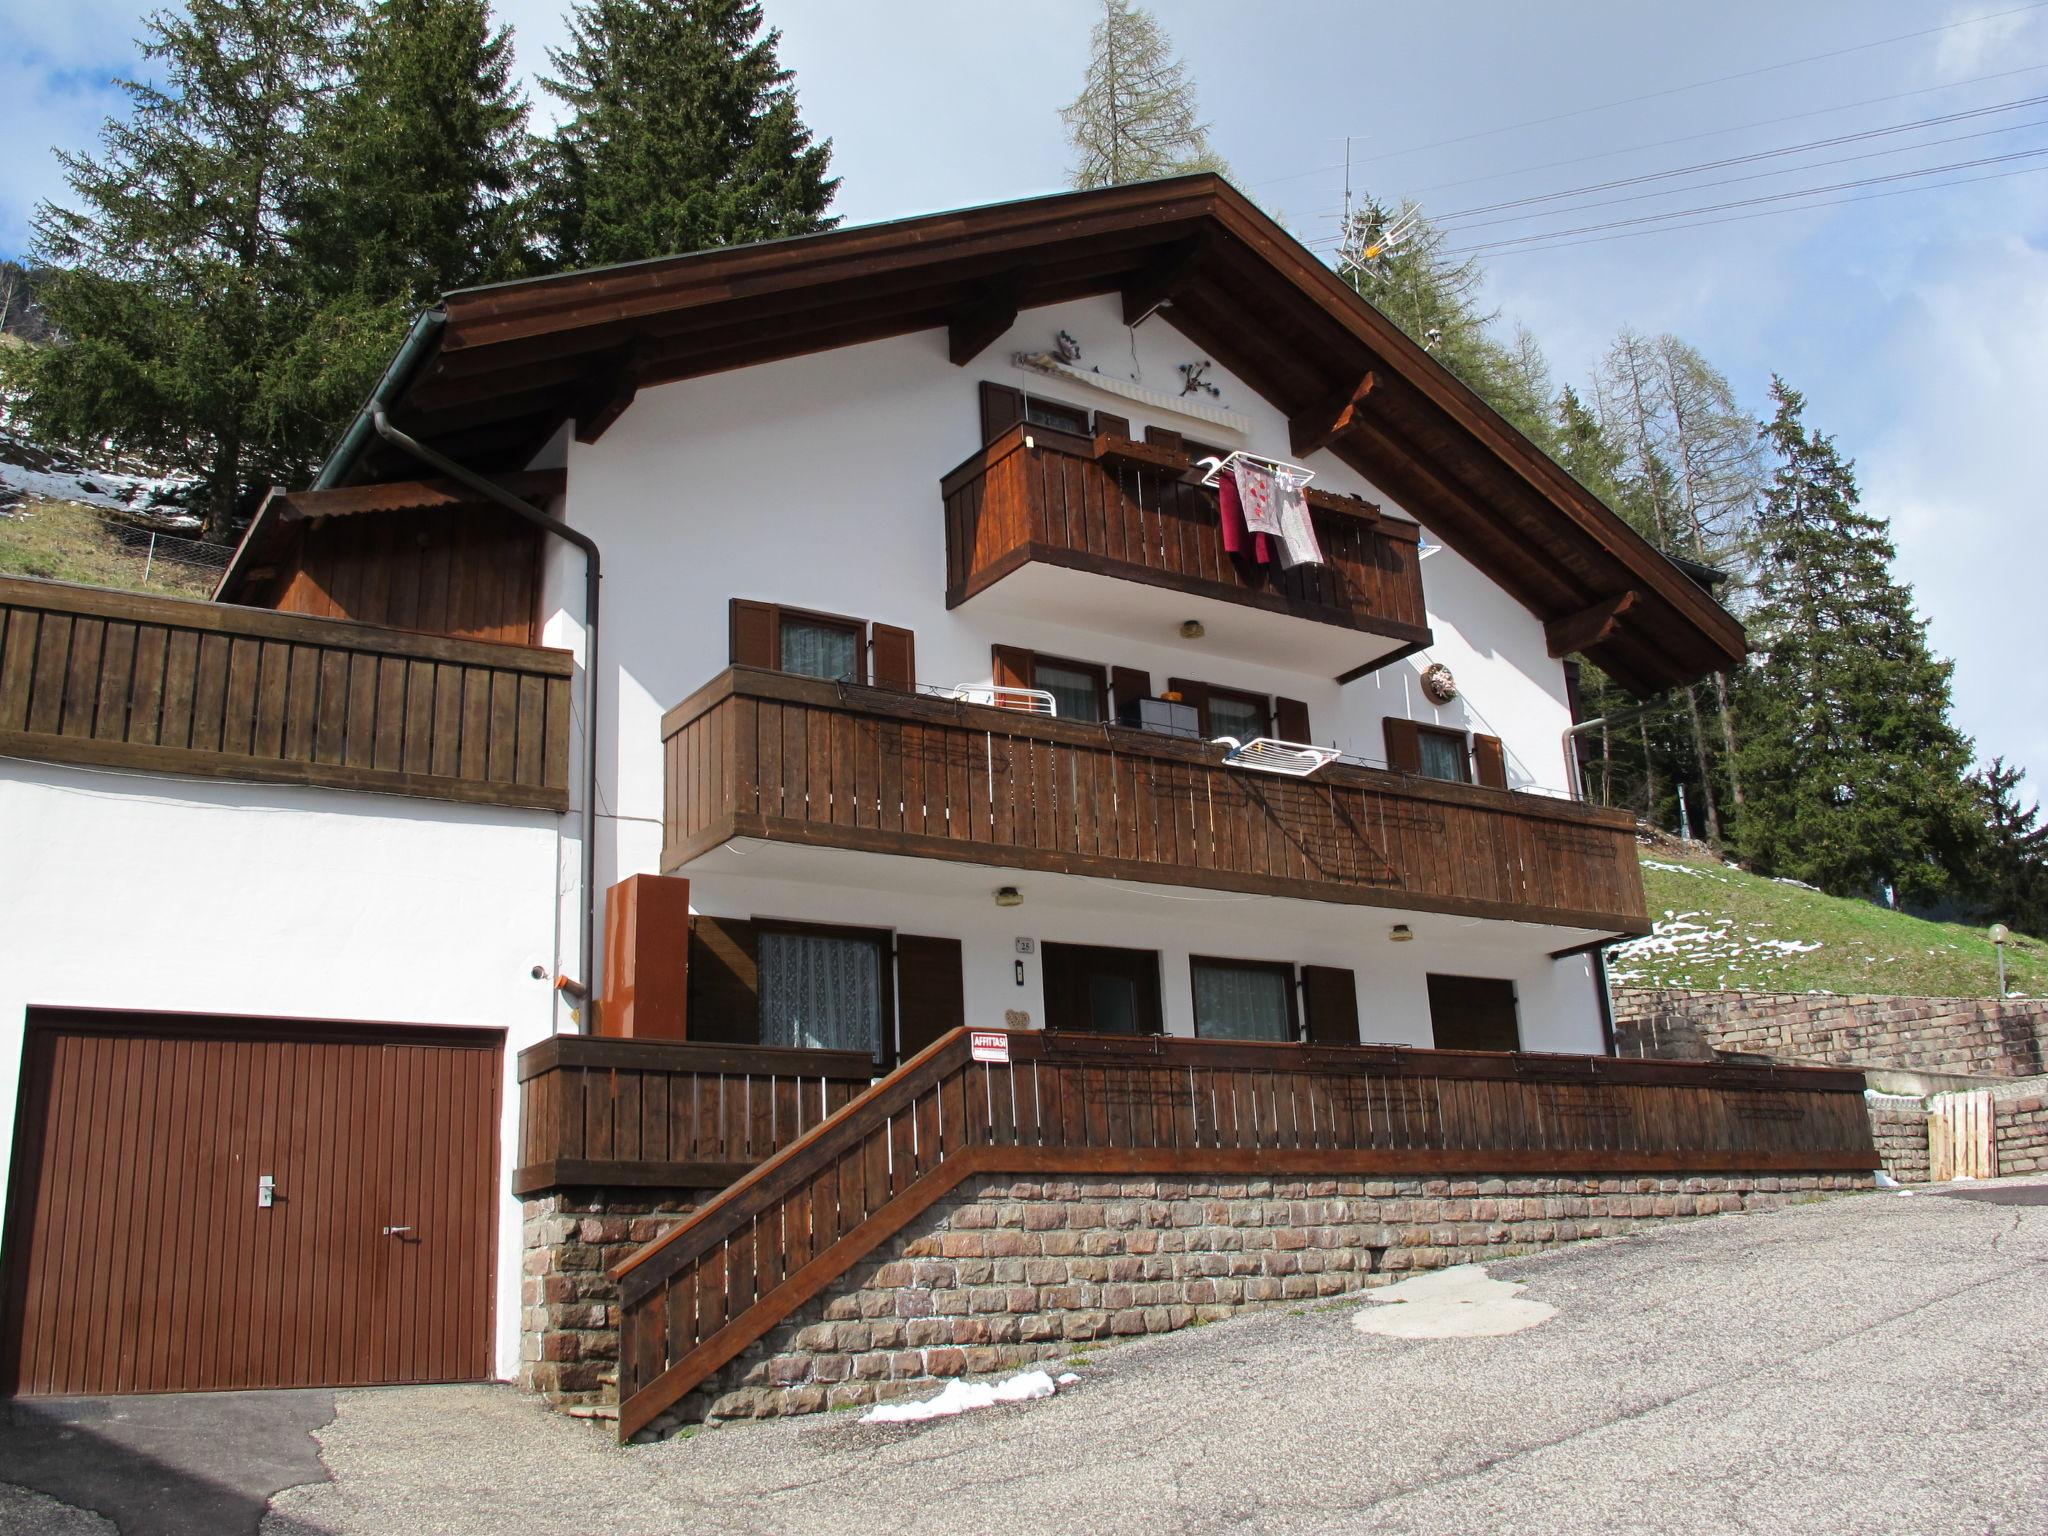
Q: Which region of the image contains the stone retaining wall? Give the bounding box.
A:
[520,1169,1871,1433]
[1866,1097,1930,1184]
[1991,1080,2048,1177]
[1613,988,2048,1078]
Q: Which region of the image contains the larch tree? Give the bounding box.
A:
[1735,378,1980,903]
[536,0,838,271]
[1061,0,1229,189]
[4,0,351,540]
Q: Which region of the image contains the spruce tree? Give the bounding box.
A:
[278,0,534,446]
[1061,0,1229,189]
[537,0,838,270]
[4,0,349,540]
[1972,758,2048,936]
[1735,379,1980,903]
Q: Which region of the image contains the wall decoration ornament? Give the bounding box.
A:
[1054,330,1082,363]
[1421,663,1458,704]
[1179,359,1220,398]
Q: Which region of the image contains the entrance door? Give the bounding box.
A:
[1426,974,1521,1052]
[1042,944,1163,1035]
[1,1010,501,1396]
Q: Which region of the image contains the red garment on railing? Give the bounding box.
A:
[1218,466,1273,563]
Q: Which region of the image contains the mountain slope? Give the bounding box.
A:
[1611,838,2042,999]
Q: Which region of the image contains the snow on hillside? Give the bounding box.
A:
[0,430,200,530]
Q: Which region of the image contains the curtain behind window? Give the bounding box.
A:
[781,620,860,682]
[1035,662,1100,722]
[1209,695,1266,742]
[1191,962,1293,1041]
[759,930,883,1054]
[1418,732,1469,782]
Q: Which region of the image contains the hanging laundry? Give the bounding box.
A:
[1232,459,1285,539]
[1273,477,1326,568]
[1217,462,1274,563]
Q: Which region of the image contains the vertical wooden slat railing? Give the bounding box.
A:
[661,668,1651,933]
[512,1037,873,1193]
[610,1029,1874,1439]
[942,425,1432,645]
[0,574,572,809]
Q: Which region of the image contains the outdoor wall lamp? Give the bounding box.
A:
[1388,924,1414,942]
[995,886,1024,907]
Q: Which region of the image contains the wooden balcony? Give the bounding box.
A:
[0,574,572,811]
[661,668,1650,935]
[514,1037,873,1194]
[942,427,1432,676]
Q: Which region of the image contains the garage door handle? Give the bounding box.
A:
[382,1225,413,1236]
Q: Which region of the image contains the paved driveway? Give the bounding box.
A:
[10,1180,2045,1535]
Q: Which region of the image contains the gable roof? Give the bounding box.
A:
[301,173,1744,694]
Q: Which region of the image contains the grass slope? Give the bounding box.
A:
[1610,838,2044,999]
[0,497,219,600]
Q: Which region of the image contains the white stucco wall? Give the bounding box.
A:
[0,758,563,1380]
[527,292,1600,1054]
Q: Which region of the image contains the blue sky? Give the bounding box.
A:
[5,0,2046,789]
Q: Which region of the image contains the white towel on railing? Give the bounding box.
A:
[1274,479,1325,568]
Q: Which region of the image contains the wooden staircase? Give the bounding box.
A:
[606,1029,1874,1439]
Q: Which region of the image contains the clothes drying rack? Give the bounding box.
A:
[1196,450,1316,491]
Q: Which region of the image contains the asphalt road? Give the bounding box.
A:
[12,1180,2046,1535]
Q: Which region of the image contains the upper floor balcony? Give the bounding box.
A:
[942,425,1432,678]
[661,667,1647,936]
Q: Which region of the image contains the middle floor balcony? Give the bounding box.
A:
[660,667,1649,936]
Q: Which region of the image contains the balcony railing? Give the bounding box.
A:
[661,668,1649,934]
[942,426,1431,660]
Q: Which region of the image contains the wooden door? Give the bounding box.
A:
[1042,944,1163,1035]
[1426,974,1521,1052]
[1,1011,501,1396]
[1928,1090,1997,1182]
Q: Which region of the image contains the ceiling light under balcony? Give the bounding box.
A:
[1179,619,1206,639]
[1388,924,1414,942]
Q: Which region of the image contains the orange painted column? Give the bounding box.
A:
[600,874,692,1039]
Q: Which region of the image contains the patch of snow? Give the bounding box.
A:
[860,1369,1059,1424]
[1771,876,1821,892]
[1641,859,1721,879]
[1056,1371,1079,1385]
[0,435,201,527]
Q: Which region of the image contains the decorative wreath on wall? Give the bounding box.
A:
[1420,663,1459,704]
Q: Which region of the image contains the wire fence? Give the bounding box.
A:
[0,498,235,601]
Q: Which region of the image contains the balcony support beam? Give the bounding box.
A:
[1288,371,1378,458]
[1546,591,1641,658]
[572,340,657,445]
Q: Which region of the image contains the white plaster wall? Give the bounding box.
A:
[0,759,563,1380]
[538,291,1594,1048]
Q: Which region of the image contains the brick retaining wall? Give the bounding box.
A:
[520,1170,1872,1430]
[1991,1080,2048,1177]
[1866,1098,1930,1184]
[1613,988,2048,1078]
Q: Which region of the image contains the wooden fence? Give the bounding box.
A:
[610,1028,1873,1437]
[514,1036,872,1193]
[663,667,1649,933]
[0,575,572,810]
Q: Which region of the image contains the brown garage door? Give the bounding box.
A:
[1,1010,501,1396]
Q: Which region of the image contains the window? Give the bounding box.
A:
[1024,395,1091,435]
[1032,657,1107,723]
[779,615,862,683]
[1416,726,1470,784]
[1190,958,1298,1042]
[1207,689,1270,743]
[758,922,894,1059]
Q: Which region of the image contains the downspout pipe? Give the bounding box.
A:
[369,407,604,1035]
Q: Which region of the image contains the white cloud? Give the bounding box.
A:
[1860,232,2048,783]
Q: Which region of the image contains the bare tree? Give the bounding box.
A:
[1061,0,1228,189]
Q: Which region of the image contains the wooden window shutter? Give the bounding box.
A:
[730,599,778,670]
[895,934,965,1061]
[1300,965,1361,1047]
[1472,733,1508,789]
[980,381,1026,443]
[1274,697,1311,743]
[686,916,760,1044]
[871,623,916,692]
[1144,425,1184,455]
[1168,677,1212,735]
[992,644,1035,707]
[1383,717,1422,774]
[1110,666,1150,718]
[1093,410,1130,440]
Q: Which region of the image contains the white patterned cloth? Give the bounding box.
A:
[1231,459,1284,537]
[1273,479,1325,568]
